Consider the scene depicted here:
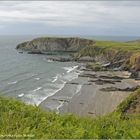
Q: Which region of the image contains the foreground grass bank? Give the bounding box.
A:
[0,90,140,139]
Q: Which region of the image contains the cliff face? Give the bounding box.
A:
[16,37,140,72]
[16,37,95,53]
[77,44,140,72]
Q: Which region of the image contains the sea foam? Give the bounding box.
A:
[8,81,18,85]
[22,65,82,107]
[18,93,24,97]
[63,65,78,73]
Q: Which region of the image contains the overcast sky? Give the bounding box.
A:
[0,1,140,36]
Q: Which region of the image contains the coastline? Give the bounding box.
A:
[15,36,140,117]
[39,67,140,117]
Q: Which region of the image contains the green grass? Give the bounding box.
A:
[80,41,140,56]
[0,92,140,139]
[78,40,140,58]
[95,41,140,50]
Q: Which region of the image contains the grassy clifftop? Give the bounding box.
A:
[80,40,140,52]
[0,92,140,139]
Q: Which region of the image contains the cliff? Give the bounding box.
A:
[16,37,95,53]
[16,37,140,72]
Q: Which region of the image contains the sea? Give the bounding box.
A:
[0,35,140,106]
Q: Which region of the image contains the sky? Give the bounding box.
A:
[0,1,140,36]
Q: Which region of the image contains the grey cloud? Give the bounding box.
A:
[0,1,140,35]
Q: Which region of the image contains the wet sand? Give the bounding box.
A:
[39,70,140,117]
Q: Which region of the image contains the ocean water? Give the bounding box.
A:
[0,35,140,106]
[0,35,81,106]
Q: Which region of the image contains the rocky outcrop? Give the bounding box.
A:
[77,46,132,70]
[16,37,95,53]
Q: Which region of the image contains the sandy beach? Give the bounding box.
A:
[39,69,140,117]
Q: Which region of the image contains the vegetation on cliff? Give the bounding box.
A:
[77,40,140,71]
[0,90,140,139]
[117,89,140,114]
